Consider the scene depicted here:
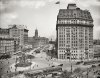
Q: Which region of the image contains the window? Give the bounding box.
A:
[7,71,8,73]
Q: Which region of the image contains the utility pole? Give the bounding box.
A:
[15,56,17,72]
[87,68,88,78]
[70,53,72,74]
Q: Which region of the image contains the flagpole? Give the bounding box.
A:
[55,0,60,11]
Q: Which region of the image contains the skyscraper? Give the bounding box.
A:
[56,4,94,60]
[9,25,28,47]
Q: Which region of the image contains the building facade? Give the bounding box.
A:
[56,4,94,60]
[28,37,33,45]
[0,38,15,55]
[32,29,49,48]
[94,45,100,59]
[9,25,28,48]
[0,28,17,55]
[93,39,100,45]
[0,28,9,38]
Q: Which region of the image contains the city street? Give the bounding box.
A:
[0,44,100,78]
[0,0,100,78]
[4,45,98,78]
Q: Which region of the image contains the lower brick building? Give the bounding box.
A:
[0,38,15,55]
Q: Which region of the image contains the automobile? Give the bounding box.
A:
[58,64,63,66]
[34,50,40,53]
[0,53,11,59]
[76,61,83,65]
[97,76,100,78]
[91,65,96,68]
[98,64,100,66]
[19,71,24,74]
[52,65,55,67]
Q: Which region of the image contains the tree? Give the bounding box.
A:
[73,68,81,73]
[60,70,71,78]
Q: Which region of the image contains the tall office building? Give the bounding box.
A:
[56,4,94,60]
[0,28,16,54]
[9,25,28,48]
[0,38,15,54]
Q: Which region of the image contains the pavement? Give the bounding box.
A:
[1,45,100,78]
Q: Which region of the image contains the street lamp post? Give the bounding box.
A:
[87,67,89,78]
[71,62,72,73]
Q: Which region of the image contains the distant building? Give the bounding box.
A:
[56,4,94,60]
[28,37,33,45]
[94,45,100,58]
[49,39,56,45]
[9,25,29,48]
[93,39,100,45]
[32,29,49,48]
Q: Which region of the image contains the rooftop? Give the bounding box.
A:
[8,24,28,30]
[57,4,93,21]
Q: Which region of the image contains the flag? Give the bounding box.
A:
[55,1,60,4]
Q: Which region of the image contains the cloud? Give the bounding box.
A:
[88,5,100,31]
[0,0,19,27]
[19,0,46,9]
[0,1,5,10]
[74,0,100,9]
[48,0,57,2]
[0,0,46,13]
[0,0,100,39]
[90,5,100,14]
[0,0,19,14]
[94,26,100,39]
[0,13,18,27]
[35,1,46,8]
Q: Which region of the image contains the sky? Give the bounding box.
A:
[0,0,100,40]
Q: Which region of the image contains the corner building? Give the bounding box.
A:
[56,4,94,60]
[9,25,28,47]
